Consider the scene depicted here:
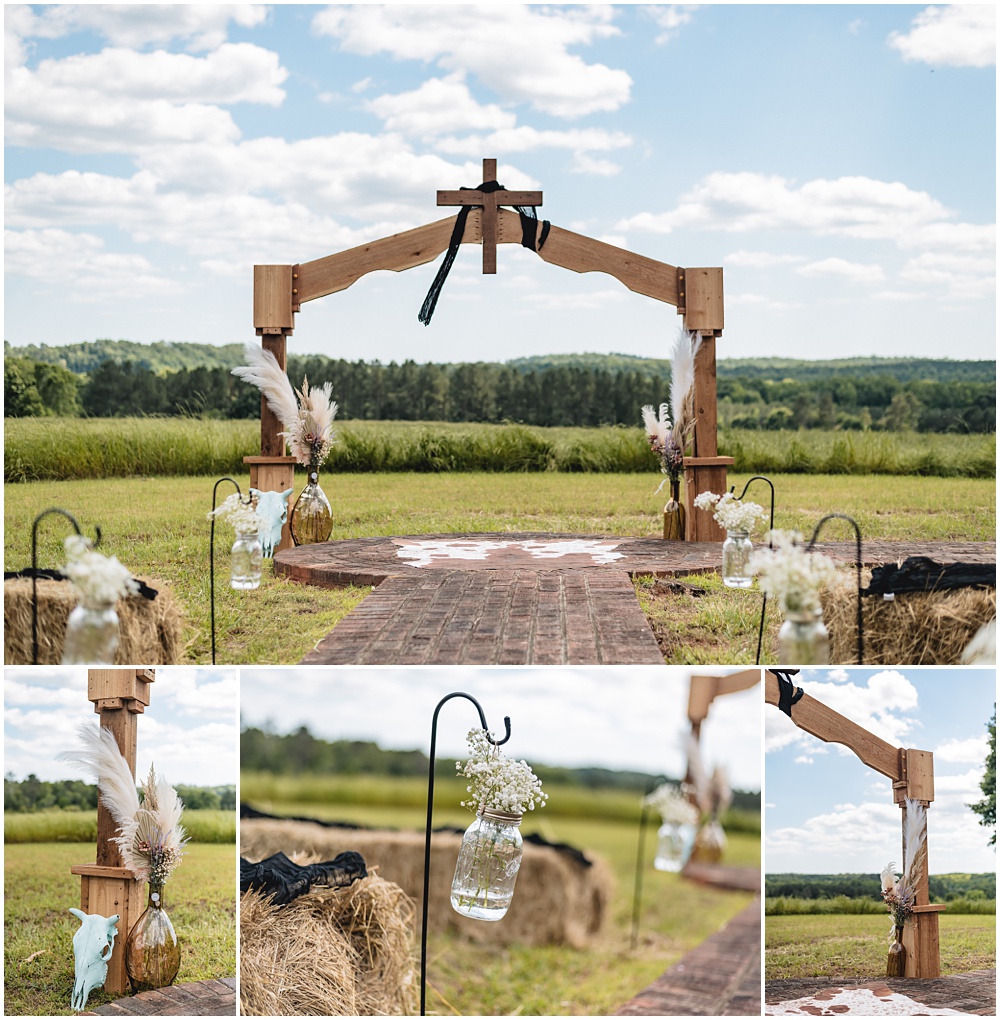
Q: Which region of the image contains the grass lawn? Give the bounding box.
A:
[3,842,236,1017]
[241,792,760,1016]
[765,914,996,981]
[5,472,993,665]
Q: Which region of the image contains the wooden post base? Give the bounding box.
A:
[683,456,735,542]
[70,864,143,995]
[244,455,297,553]
[903,905,945,977]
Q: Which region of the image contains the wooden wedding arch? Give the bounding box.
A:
[250,159,730,551]
[765,670,944,978]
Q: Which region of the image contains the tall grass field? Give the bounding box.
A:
[4,808,236,844]
[5,417,995,481]
[242,773,760,1017]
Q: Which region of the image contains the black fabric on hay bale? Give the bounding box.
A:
[864,557,996,596]
[240,850,367,905]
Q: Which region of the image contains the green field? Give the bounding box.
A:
[765,914,996,980]
[243,781,760,1017]
[3,842,236,1017]
[4,417,995,481]
[6,468,993,664]
[4,808,236,844]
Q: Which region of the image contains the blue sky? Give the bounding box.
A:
[4,666,239,785]
[766,667,996,874]
[240,665,762,790]
[4,4,995,363]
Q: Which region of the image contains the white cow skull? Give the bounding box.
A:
[69,908,119,1011]
[251,487,294,558]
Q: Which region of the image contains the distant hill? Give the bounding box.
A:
[766,871,995,901]
[6,340,993,384]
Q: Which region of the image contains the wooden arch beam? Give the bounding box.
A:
[290,208,687,311]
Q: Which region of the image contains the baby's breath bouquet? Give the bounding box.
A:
[457,728,547,817]
[62,535,139,608]
[693,491,768,535]
[749,530,839,615]
[451,729,546,920]
[643,782,698,826]
[207,493,261,535]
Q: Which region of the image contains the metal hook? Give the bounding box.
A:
[807,513,864,665]
[209,477,246,666]
[421,692,511,1016]
[730,476,776,664]
[30,507,100,665]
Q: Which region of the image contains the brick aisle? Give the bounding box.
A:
[302,568,664,665]
[84,978,236,1016]
[615,898,762,1016]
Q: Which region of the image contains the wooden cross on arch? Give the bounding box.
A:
[436,158,543,274]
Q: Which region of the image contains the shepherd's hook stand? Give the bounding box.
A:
[730,476,775,664]
[209,477,254,665]
[808,513,864,664]
[30,507,101,665]
[420,693,511,1017]
[629,773,669,951]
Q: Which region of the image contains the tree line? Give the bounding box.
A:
[5,353,995,433]
[765,872,995,902]
[240,725,761,811]
[3,773,236,812]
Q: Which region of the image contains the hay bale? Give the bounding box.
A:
[4,576,183,665]
[240,873,416,1016]
[821,574,996,665]
[241,817,614,948]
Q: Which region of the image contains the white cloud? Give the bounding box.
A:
[644,5,700,45]
[797,257,886,284]
[888,5,996,68]
[313,5,632,117]
[22,4,268,53]
[827,668,850,683]
[726,292,803,312]
[795,754,814,765]
[899,251,996,299]
[723,250,806,268]
[935,735,990,765]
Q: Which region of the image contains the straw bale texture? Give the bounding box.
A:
[241,818,614,948]
[821,576,995,665]
[240,873,416,1016]
[4,576,182,665]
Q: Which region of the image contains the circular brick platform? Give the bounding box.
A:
[275,533,995,588]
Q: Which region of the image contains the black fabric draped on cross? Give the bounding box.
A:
[418,179,550,326]
[770,669,804,718]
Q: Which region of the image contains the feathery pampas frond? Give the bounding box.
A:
[232,342,338,468]
[901,798,927,887]
[685,732,711,815]
[57,724,140,830]
[669,327,702,447]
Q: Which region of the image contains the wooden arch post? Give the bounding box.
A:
[70,668,155,995]
[764,671,944,978]
[253,158,729,544]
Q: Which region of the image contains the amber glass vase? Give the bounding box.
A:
[290,468,333,545]
[662,478,685,540]
[886,926,906,977]
[124,885,180,992]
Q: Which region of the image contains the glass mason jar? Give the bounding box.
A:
[653,820,697,872]
[722,531,754,588]
[62,598,119,665]
[124,885,180,992]
[290,470,333,546]
[230,532,263,590]
[662,478,685,541]
[778,609,830,665]
[450,809,523,921]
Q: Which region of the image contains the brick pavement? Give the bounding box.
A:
[764,971,996,1015]
[301,568,664,665]
[84,978,236,1016]
[615,897,762,1016]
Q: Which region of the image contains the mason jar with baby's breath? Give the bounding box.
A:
[450,728,547,921]
[693,491,768,587]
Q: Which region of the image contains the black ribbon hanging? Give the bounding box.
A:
[418,179,549,326]
[770,669,804,718]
